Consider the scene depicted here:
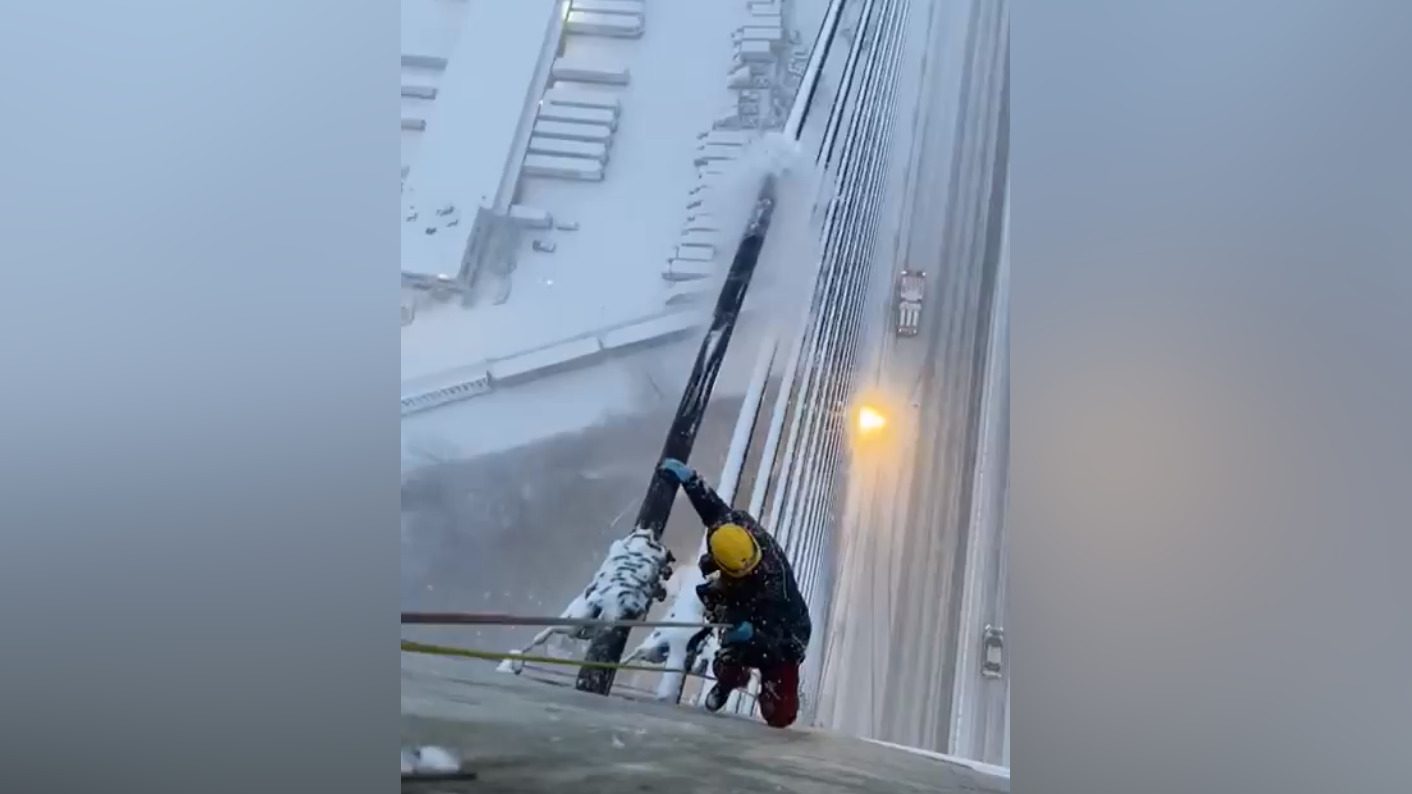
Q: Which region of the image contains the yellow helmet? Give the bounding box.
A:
[709,523,761,577]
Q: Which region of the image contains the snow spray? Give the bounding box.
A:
[694,132,830,347]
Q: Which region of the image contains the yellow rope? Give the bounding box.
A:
[400,640,712,677]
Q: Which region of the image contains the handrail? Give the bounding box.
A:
[401,611,723,630]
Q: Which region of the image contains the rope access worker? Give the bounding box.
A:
[658,457,812,728]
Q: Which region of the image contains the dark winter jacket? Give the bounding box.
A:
[679,473,812,666]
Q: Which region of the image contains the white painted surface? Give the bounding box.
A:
[675,243,716,262]
[552,57,631,84]
[699,129,755,147]
[523,154,606,181]
[736,25,785,44]
[533,119,615,142]
[736,40,775,62]
[400,0,471,64]
[508,204,554,228]
[570,0,646,15]
[664,280,717,306]
[566,10,645,38]
[400,0,560,278]
[400,368,494,416]
[402,321,716,464]
[684,216,720,233]
[598,311,700,350]
[664,259,718,280]
[488,336,604,381]
[679,230,718,248]
[544,84,623,112]
[528,136,610,162]
[537,102,618,129]
[695,143,741,163]
[402,353,648,463]
[402,0,763,405]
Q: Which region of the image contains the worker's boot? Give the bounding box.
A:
[704,682,732,712]
[707,654,749,713]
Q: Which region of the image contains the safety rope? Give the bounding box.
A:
[512,661,707,694]
[400,639,713,677]
[401,611,726,630]
[402,770,477,784]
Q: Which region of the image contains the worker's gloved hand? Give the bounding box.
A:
[696,579,722,607]
[721,620,754,646]
[659,457,695,483]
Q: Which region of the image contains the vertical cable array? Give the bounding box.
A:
[743,0,914,717]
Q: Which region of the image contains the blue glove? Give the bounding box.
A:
[659,457,695,483]
[721,621,754,646]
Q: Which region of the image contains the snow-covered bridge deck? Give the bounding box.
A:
[401,653,1009,792]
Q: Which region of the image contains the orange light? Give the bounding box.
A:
[857,405,887,434]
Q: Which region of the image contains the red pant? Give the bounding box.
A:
[713,658,801,728]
